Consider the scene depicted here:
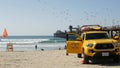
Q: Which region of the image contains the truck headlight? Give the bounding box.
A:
[86,44,93,48]
[114,43,120,47]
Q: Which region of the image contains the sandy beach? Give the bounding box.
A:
[0,50,120,68]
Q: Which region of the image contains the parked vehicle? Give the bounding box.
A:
[66,25,120,64]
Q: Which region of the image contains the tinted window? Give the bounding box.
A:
[86,33,109,40]
[67,34,77,41]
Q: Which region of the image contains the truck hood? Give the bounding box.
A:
[85,39,117,44]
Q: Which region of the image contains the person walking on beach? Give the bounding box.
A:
[35,44,37,50]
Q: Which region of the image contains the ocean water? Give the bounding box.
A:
[0,36,66,51]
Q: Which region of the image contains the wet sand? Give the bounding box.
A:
[0,50,120,68]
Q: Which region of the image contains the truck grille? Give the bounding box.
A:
[95,43,114,49]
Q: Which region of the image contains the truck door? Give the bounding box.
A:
[66,33,82,55]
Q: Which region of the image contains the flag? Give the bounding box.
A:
[2,28,8,38]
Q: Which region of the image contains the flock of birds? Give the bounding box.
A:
[37,0,120,26]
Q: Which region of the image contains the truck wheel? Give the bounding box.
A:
[83,54,89,64]
[66,53,69,56]
[77,54,82,58]
[113,56,120,63]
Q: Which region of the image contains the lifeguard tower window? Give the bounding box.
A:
[86,33,109,40]
[67,34,77,41]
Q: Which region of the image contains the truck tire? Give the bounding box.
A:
[77,54,82,58]
[83,54,89,64]
[113,55,120,63]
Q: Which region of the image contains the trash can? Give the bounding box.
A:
[6,42,13,52]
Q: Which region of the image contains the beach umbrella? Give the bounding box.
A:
[2,28,8,39]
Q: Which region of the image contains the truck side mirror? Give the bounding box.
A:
[76,37,82,41]
[114,36,119,40]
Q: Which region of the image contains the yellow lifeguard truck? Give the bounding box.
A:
[66,25,120,64]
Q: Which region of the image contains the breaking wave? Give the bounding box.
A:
[0,38,66,45]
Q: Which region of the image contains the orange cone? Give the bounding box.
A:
[81,58,84,64]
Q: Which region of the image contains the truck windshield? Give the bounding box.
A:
[86,33,109,40]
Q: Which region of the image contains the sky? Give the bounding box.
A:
[0,0,120,36]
